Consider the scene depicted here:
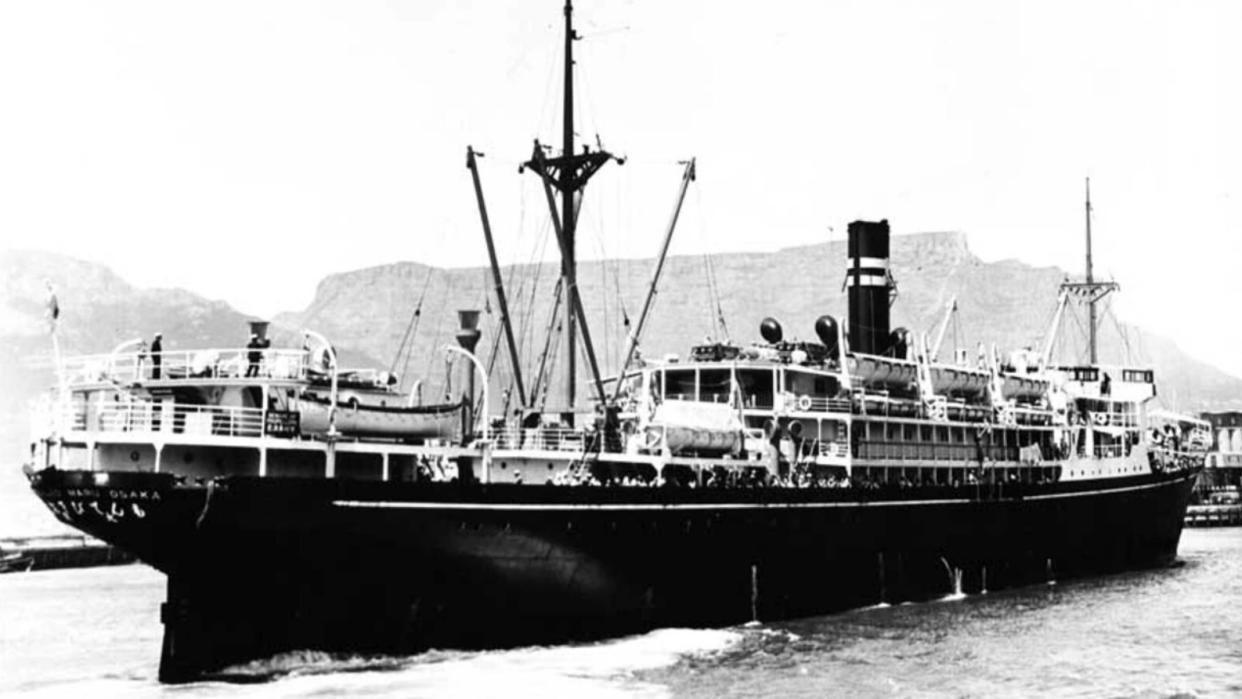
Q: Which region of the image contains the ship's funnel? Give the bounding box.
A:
[248,320,270,342]
[455,309,482,353]
[846,220,892,355]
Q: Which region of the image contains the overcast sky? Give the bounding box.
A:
[1,1,1239,376]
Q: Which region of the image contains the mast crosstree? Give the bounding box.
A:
[520,0,622,413]
[1058,177,1119,364]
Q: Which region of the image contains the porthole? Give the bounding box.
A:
[547,463,554,470]
[501,462,508,470]
[130,451,140,462]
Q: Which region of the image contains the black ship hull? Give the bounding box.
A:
[28,467,1198,682]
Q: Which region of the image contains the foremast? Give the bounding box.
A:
[1058,177,1119,364]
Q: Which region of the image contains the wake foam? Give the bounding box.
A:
[198,627,743,697]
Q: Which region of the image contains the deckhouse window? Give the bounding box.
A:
[699,369,732,403]
[736,369,775,409]
[664,369,696,401]
[785,371,838,398]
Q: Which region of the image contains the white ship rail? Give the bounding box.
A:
[800,396,852,413]
[817,442,849,459]
[660,394,850,414]
[57,348,389,388]
[1080,411,1140,429]
[60,348,307,385]
[52,400,266,439]
[1012,406,1055,422]
[492,427,587,452]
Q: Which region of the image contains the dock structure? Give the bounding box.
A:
[1197,411,1242,491]
[0,534,135,573]
[1184,504,1242,527]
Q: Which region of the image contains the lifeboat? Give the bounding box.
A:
[1001,373,1049,400]
[928,365,990,397]
[848,354,917,389]
[297,393,463,440]
[646,399,742,455]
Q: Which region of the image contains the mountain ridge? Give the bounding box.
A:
[4,232,1241,415]
[3,236,1240,536]
[270,230,1242,411]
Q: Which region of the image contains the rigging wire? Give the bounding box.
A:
[520,228,553,364]
[391,266,436,385]
[491,252,531,414]
[593,179,619,372]
[535,34,562,147]
[537,304,564,411]
[515,183,546,358]
[574,35,607,155]
[613,261,630,343]
[1065,302,1089,364]
[693,183,730,341]
[517,185,557,402]
[1105,300,1137,364]
[1028,299,1061,364]
[420,273,455,390]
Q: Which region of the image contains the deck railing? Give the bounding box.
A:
[57,348,389,388]
[492,427,587,452]
[816,441,849,459]
[1070,411,1139,429]
[60,348,308,385]
[51,400,267,439]
[782,395,851,413]
[660,393,850,414]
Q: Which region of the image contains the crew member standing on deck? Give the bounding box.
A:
[150,332,163,380]
[246,333,262,377]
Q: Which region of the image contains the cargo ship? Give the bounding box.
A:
[23,2,1201,683]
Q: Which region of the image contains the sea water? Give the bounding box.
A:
[1,529,1239,698]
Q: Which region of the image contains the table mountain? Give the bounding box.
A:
[275,231,1242,412]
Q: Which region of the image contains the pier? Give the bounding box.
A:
[1184,504,1242,528]
[0,535,135,573]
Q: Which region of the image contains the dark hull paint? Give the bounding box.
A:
[27,468,1198,682]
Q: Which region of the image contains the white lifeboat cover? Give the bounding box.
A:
[651,399,742,431]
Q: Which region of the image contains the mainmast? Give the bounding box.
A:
[1058,176,1118,365]
[1085,177,1097,363]
[521,0,619,413]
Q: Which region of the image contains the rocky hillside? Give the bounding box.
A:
[0,251,381,534]
[2,236,1240,536]
[0,250,272,534]
[276,231,1242,411]
[6,237,1239,421]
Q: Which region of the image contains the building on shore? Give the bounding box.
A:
[1197,411,1242,497]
